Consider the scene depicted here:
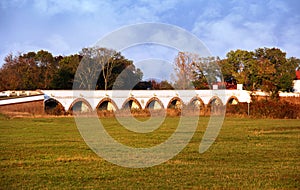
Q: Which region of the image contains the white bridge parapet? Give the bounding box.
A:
[0,95,45,106]
[42,90,251,112]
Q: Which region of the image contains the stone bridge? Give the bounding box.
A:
[42,90,251,113]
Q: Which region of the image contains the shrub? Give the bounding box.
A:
[226,99,300,119]
[46,104,66,115]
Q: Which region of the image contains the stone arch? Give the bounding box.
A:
[207,96,224,115]
[188,96,205,110]
[44,98,65,115]
[68,98,92,113]
[145,97,164,110]
[167,97,183,109]
[226,96,239,105]
[96,98,118,111]
[122,97,142,110]
[208,96,223,106]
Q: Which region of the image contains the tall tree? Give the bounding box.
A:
[172,52,222,89]
[172,52,196,89]
[224,49,255,89]
[76,47,117,90]
[254,48,297,96]
[51,54,81,89]
[22,50,56,89]
[75,47,143,90]
[220,48,298,98]
[102,52,140,90]
[192,56,222,89]
[0,53,41,90]
[112,64,143,90]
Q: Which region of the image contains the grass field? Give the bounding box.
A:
[0,114,299,189]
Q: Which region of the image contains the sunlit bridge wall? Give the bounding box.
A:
[42,90,251,113]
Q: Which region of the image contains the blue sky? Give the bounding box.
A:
[1,0,299,80]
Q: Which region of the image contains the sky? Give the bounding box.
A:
[1,0,300,80]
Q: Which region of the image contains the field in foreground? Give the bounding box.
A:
[0,115,299,189]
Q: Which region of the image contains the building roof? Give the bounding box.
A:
[296,71,300,80]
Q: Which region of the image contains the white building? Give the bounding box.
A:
[294,71,300,93]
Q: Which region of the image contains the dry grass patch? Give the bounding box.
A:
[56,156,101,162]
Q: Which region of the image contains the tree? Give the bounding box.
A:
[192,56,222,89]
[220,48,298,98]
[148,79,174,90]
[22,50,56,89]
[0,54,18,90]
[75,47,143,90]
[51,54,81,89]
[75,47,117,90]
[158,80,174,90]
[0,53,41,90]
[254,48,297,97]
[112,64,143,90]
[218,58,234,83]
[36,50,55,89]
[103,53,141,90]
[223,50,255,90]
[172,52,196,89]
[172,51,224,90]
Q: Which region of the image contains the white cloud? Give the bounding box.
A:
[280,17,300,58]
[32,0,101,15]
[191,0,298,58]
[0,0,27,9]
[1,0,299,71]
[122,44,177,80]
[267,0,289,13]
[46,34,71,55]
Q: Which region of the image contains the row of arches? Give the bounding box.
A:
[45,96,239,114]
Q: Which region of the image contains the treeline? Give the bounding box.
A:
[173,47,300,98]
[1,47,299,97]
[0,48,143,91]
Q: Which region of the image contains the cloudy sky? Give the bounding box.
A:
[1,0,299,80]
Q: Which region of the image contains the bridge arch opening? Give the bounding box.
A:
[188,97,205,110]
[208,96,223,107]
[68,98,92,114]
[44,98,65,115]
[207,96,224,114]
[122,97,142,110]
[167,97,183,109]
[227,96,239,105]
[97,98,118,111]
[145,97,164,110]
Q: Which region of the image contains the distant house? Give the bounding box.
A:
[211,81,237,90]
[293,71,300,92]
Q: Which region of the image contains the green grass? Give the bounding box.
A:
[0,115,299,189]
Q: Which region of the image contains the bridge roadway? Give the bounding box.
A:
[42,90,251,112]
